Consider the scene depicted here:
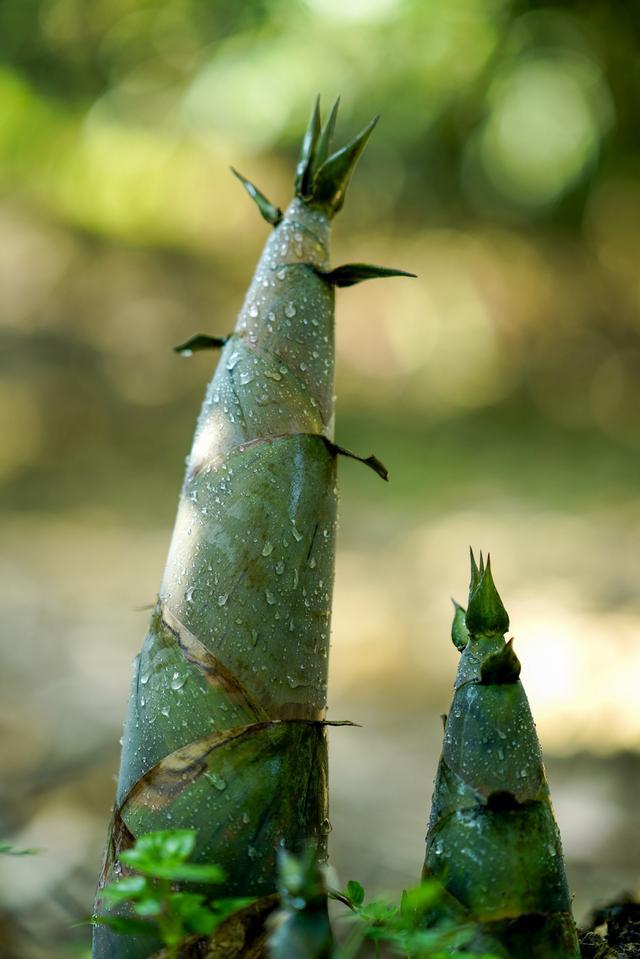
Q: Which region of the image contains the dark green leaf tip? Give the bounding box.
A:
[480,638,521,685]
[469,547,481,600]
[173,334,229,356]
[451,599,469,651]
[312,96,340,179]
[295,95,322,197]
[322,263,417,287]
[466,554,510,636]
[311,114,379,215]
[293,99,379,215]
[328,440,389,481]
[231,167,282,225]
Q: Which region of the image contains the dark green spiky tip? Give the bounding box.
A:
[465,552,510,636]
[480,638,521,684]
[294,96,378,216]
[451,600,469,651]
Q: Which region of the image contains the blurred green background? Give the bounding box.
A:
[1,0,640,955]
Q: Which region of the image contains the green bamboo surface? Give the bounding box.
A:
[423,553,581,959]
[92,102,396,958]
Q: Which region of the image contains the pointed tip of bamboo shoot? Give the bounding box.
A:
[466,553,510,636]
[293,98,378,216]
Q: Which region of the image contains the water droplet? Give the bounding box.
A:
[275,560,285,575]
[217,593,228,606]
[226,352,240,371]
[239,371,254,385]
[185,586,195,603]
[291,525,303,542]
[265,589,277,605]
[171,672,186,690]
[205,772,228,791]
[262,541,274,557]
[247,845,258,860]
[249,304,259,318]
[140,672,149,685]
[284,302,296,318]
[242,812,250,824]
[308,556,316,569]
[264,370,282,381]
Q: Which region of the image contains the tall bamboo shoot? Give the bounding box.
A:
[93,99,406,958]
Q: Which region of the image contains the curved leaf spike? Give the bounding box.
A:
[231,167,283,226]
[322,263,417,287]
[423,554,580,958]
[268,847,333,959]
[93,99,384,958]
[173,333,228,355]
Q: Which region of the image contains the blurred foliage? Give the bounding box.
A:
[1,0,639,240]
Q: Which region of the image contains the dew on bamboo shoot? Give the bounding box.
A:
[93,99,411,958]
[422,551,581,959]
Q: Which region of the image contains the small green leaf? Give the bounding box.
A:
[173,334,228,356]
[322,263,416,287]
[231,168,282,226]
[346,880,365,906]
[121,829,203,876]
[133,897,164,917]
[102,876,149,903]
